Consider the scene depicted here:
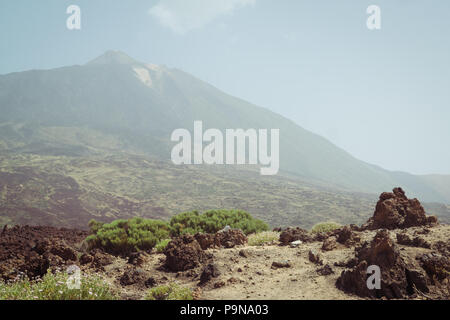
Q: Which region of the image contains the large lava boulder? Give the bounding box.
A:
[214,229,247,248]
[364,188,438,230]
[336,230,424,299]
[279,227,313,245]
[194,229,248,250]
[164,234,207,272]
[419,253,450,283]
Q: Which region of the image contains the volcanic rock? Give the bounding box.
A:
[271,261,292,269]
[79,253,94,265]
[194,233,216,250]
[396,233,431,249]
[50,245,77,261]
[239,249,250,258]
[164,234,207,272]
[308,249,323,265]
[128,252,145,266]
[365,188,438,230]
[0,226,87,280]
[433,241,450,256]
[279,228,313,245]
[322,237,337,251]
[91,249,113,269]
[405,267,429,293]
[215,229,247,248]
[22,252,50,279]
[334,257,358,268]
[199,263,221,285]
[334,226,359,246]
[336,230,410,299]
[120,268,148,286]
[317,264,334,276]
[312,232,330,242]
[419,253,450,282]
[194,229,247,250]
[145,277,157,288]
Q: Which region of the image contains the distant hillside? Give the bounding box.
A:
[0,50,449,204]
[0,153,448,230]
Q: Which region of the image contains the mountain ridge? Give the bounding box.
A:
[0,51,449,204]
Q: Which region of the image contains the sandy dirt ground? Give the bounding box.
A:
[93,225,449,300]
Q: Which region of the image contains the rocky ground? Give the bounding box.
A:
[0,188,449,300]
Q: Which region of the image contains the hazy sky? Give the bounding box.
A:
[1,0,449,175]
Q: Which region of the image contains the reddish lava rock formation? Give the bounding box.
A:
[364,187,438,230]
[280,226,360,247]
[165,229,247,272]
[163,234,207,272]
[279,227,314,245]
[336,230,412,299]
[214,229,247,249]
[336,188,448,299]
[0,226,87,280]
[321,237,338,251]
[195,229,248,250]
[199,263,221,285]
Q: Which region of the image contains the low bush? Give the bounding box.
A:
[88,219,105,234]
[155,239,171,253]
[170,210,268,236]
[86,211,269,255]
[145,283,193,300]
[311,221,342,234]
[248,231,280,246]
[86,217,171,256]
[0,271,117,300]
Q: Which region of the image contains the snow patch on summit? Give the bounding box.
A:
[133,67,153,87]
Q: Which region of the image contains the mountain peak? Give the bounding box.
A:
[86,50,142,66]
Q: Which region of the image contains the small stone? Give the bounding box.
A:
[79,253,94,265]
[145,277,157,288]
[321,237,337,251]
[271,260,292,269]
[199,263,221,285]
[308,249,323,265]
[316,264,334,276]
[239,249,250,258]
[120,268,147,286]
[128,252,144,266]
[290,240,302,248]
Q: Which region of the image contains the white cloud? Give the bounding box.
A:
[149,0,256,35]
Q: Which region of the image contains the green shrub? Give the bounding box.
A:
[248,231,280,246]
[145,283,193,300]
[0,271,117,300]
[88,219,105,234]
[311,221,342,234]
[86,211,269,255]
[170,210,268,236]
[86,217,171,256]
[155,239,171,253]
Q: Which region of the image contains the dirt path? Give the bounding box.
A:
[200,244,357,300]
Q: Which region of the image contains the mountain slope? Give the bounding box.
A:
[0,153,448,229]
[0,50,449,203]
